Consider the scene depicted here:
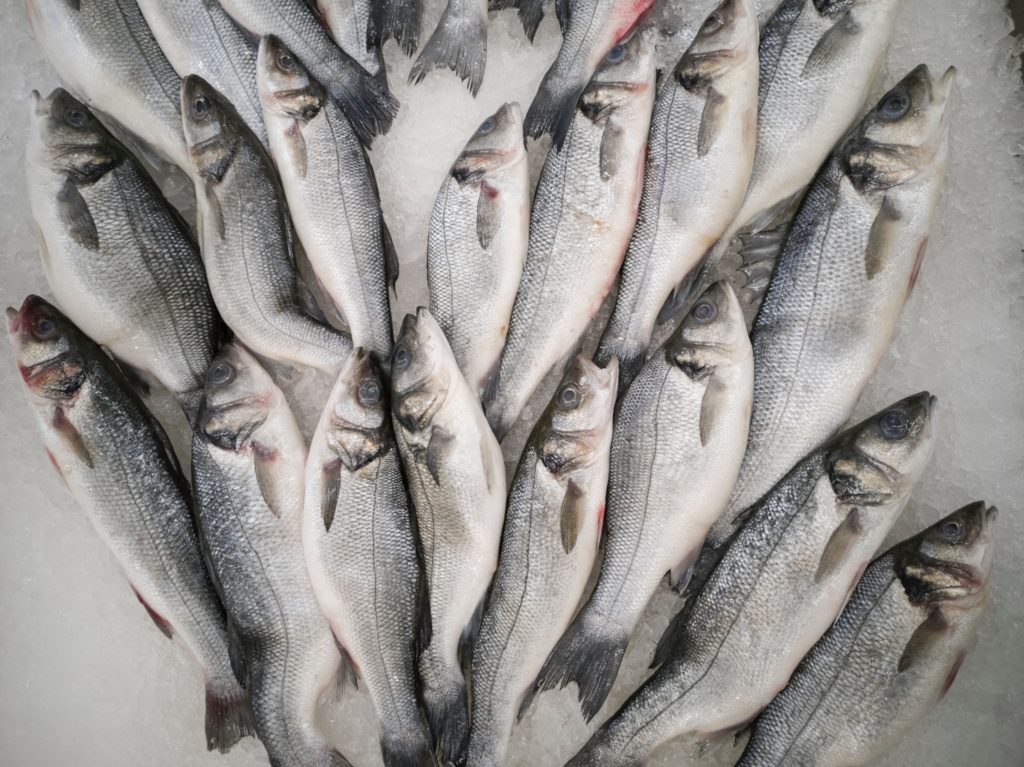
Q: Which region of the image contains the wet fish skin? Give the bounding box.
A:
[569,393,937,766]
[26,88,219,422]
[6,296,252,754]
[390,308,507,764]
[370,0,423,56]
[467,355,618,767]
[738,502,996,767]
[485,31,656,440]
[192,342,352,767]
[303,348,431,767]
[411,0,490,96]
[318,0,387,84]
[595,0,759,391]
[182,75,352,374]
[710,65,956,546]
[427,102,529,398]
[258,36,395,362]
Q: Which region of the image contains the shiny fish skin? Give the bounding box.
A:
[302,349,431,767]
[485,32,655,440]
[467,356,617,767]
[569,393,937,766]
[258,36,395,362]
[390,308,507,764]
[26,89,219,422]
[182,75,352,374]
[595,0,758,391]
[411,0,490,96]
[192,343,352,767]
[318,0,386,84]
[26,0,187,170]
[738,502,996,767]
[533,283,753,722]
[426,102,529,398]
[710,65,955,547]
[6,297,252,754]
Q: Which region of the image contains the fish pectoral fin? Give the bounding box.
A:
[599,121,625,181]
[697,87,727,158]
[335,641,360,693]
[382,216,400,294]
[699,373,729,447]
[51,406,93,468]
[814,507,864,584]
[284,119,308,179]
[480,433,501,494]
[204,180,226,241]
[253,442,286,518]
[131,586,173,639]
[560,478,586,553]
[425,426,454,484]
[516,680,540,723]
[802,12,861,77]
[667,549,699,594]
[864,195,903,279]
[476,180,502,249]
[898,607,951,673]
[57,178,98,250]
[321,459,342,531]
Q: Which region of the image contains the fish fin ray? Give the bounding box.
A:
[409,3,488,95]
[425,426,453,484]
[697,87,727,158]
[560,478,586,553]
[476,180,502,248]
[57,178,98,250]
[802,12,861,77]
[814,507,864,583]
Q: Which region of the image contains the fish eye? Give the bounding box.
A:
[878,409,909,439]
[32,316,57,340]
[208,360,235,386]
[64,108,87,128]
[691,300,717,323]
[939,518,966,543]
[701,13,724,34]
[477,117,496,135]
[277,51,296,72]
[879,89,911,121]
[394,345,411,370]
[606,44,626,63]
[358,379,382,405]
[558,383,581,409]
[191,95,212,119]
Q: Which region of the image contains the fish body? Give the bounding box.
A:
[6,297,251,754]
[739,502,996,767]
[192,343,351,767]
[485,32,656,439]
[426,102,529,397]
[26,89,219,421]
[569,393,937,765]
[318,0,386,83]
[411,0,490,95]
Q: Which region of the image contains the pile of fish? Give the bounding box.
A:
[8,0,998,766]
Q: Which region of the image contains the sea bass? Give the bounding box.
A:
[595,0,758,391]
[390,308,507,763]
[258,36,396,362]
[738,502,996,767]
[370,0,423,56]
[318,0,386,84]
[182,75,352,374]
[533,282,753,721]
[485,31,655,440]
[192,343,352,767]
[569,393,937,766]
[710,65,955,547]
[467,356,618,767]
[26,89,219,421]
[411,0,490,96]
[7,296,252,753]
[426,102,529,397]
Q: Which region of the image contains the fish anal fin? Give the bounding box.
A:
[425,426,454,484]
[560,478,586,553]
[57,178,98,250]
[52,406,93,468]
[132,586,173,639]
[898,607,951,673]
[697,87,727,158]
[477,180,502,249]
[814,507,864,584]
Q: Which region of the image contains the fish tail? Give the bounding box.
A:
[518,0,546,41]
[380,729,434,767]
[370,0,423,56]
[525,72,586,147]
[203,677,255,752]
[594,337,645,396]
[326,55,400,144]
[409,3,488,96]
[420,669,470,765]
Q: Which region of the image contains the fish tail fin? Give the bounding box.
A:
[370,0,422,56]
[204,678,255,752]
[519,0,545,41]
[380,729,435,767]
[421,670,470,765]
[525,74,585,147]
[594,338,644,396]
[410,4,488,96]
[326,54,400,144]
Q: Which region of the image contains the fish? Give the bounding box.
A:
[6,296,253,753]
[191,342,353,767]
[303,348,431,767]
[258,36,396,362]
[25,89,220,422]
[531,281,754,721]
[25,0,187,171]
[390,308,507,763]
[466,355,618,767]
[370,0,423,56]
[594,0,759,391]
[411,0,490,96]
[485,31,656,440]
[738,501,996,767]
[317,0,387,84]
[524,0,655,147]
[217,0,397,144]
[426,102,529,398]
[708,65,956,548]
[568,393,937,766]
[181,75,352,375]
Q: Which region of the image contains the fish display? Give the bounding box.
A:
[412,0,490,95]
[318,0,386,83]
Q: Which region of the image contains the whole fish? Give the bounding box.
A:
[485,31,656,440]
[317,0,386,84]
[426,102,529,397]
[26,0,187,170]
[594,0,758,391]
[411,0,490,96]
[192,343,352,767]
[303,348,431,767]
[136,0,267,146]
[181,75,352,374]
[218,0,397,144]
[258,36,396,362]
[467,355,618,767]
[7,296,252,753]
[524,0,655,147]
[390,308,507,763]
[709,65,955,547]
[569,393,937,766]
[738,502,996,767]
[533,282,753,721]
[26,89,219,421]
[370,0,423,56]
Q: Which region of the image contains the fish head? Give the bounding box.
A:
[6,295,86,402]
[666,281,747,372]
[198,343,277,451]
[257,35,327,123]
[452,102,525,183]
[535,356,619,477]
[842,65,956,192]
[675,0,758,92]
[828,392,937,506]
[181,75,243,183]
[325,347,390,467]
[580,29,656,123]
[27,88,121,182]
[390,308,449,432]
